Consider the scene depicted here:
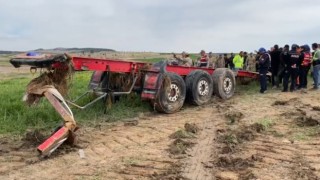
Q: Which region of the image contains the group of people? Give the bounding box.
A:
[170,44,320,94]
[171,50,251,70]
[257,43,320,93]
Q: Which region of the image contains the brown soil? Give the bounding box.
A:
[1,89,320,180]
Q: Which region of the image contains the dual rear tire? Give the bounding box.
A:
[154,68,236,113]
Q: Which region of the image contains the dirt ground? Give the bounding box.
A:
[1,87,320,180]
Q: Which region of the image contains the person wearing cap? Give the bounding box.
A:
[258,48,271,93]
[299,45,312,89]
[312,43,320,89]
[173,51,193,67]
[197,50,209,67]
[233,51,244,71]
[283,44,303,92]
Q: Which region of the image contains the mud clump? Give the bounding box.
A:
[168,139,195,155]
[184,123,199,134]
[312,106,320,111]
[296,116,320,127]
[250,123,266,133]
[169,130,195,139]
[237,130,255,142]
[273,98,299,106]
[170,123,198,139]
[294,108,320,127]
[21,129,47,148]
[216,156,254,171]
[225,111,244,124]
[273,100,289,106]
[168,123,198,155]
[221,144,237,154]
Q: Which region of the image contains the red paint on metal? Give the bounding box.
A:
[37,127,68,152]
[166,65,214,76]
[143,73,160,89]
[237,70,259,79]
[141,92,156,100]
[72,57,147,73]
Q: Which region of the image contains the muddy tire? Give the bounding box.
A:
[185,70,213,106]
[154,72,186,113]
[212,68,236,100]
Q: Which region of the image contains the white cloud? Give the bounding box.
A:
[0,0,319,52]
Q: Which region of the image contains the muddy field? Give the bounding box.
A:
[1,86,320,180]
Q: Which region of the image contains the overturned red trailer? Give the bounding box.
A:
[10,54,259,156]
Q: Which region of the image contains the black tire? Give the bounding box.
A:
[154,72,186,113]
[185,70,213,106]
[212,68,236,100]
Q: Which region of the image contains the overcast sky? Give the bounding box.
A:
[0,0,319,53]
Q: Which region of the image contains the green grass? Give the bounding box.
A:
[0,72,151,135]
[237,81,260,94]
[257,118,273,130]
[291,132,309,141]
[136,57,165,63]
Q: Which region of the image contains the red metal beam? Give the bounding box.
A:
[72,56,259,79]
[166,65,214,76]
[237,70,259,79]
[72,56,148,73]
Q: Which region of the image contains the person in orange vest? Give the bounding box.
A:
[298,45,312,89]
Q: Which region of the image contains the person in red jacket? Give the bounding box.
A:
[299,45,312,89]
[197,50,209,67]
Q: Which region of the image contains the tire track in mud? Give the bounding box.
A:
[0,107,218,180]
[181,108,224,180]
[210,95,320,180]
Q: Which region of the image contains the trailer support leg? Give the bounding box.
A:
[28,86,77,157]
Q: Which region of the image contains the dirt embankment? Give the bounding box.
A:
[1,90,320,180]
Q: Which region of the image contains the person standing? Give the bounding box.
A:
[312,43,320,89]
[279,45,290,86]
[233,51,244,71]
[270,44,281,88]
[258,48,271,93]
[224,54,230,68]
[284,44,302,92]
[243,52,248,70]
[198,50,209,67]
[173,51,193,67]
[298,45,312,89]
[215,54,225,68]
[229,53,235,70]
[255,51,261,72]
[208,52,216,68]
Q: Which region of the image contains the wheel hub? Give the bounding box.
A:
[198,80,209,96]
[223,78,232,94]
[168,84,180,102]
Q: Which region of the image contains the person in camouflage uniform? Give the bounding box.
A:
[215,54,225,68]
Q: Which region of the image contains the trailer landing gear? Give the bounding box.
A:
[26,86,77,157]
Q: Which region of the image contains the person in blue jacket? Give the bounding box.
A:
[258,48,271,93]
